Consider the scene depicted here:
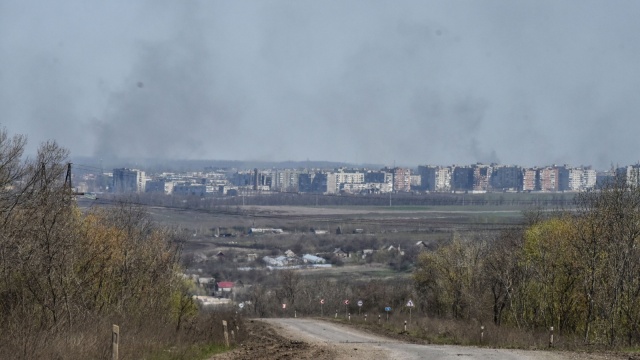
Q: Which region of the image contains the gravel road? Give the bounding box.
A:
[259,318,625,360]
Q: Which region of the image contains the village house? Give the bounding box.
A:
[215,281,235,298]
[333,248,349,258]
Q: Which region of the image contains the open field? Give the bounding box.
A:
[131,204,526,263]
[79,198,529,279]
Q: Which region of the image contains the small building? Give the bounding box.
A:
[215,281,235,294]
[416,241,429,249]
[192,296,232,307]
[333,248,349,258]
[249,228,284,234]
[302,254,326,264]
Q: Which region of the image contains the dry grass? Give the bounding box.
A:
[0,311,244,360]
[329,315,610,353]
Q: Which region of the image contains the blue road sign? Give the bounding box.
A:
[384,306,391,312]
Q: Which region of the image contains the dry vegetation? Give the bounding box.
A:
[0,128,237,359]
[7,124,638,358]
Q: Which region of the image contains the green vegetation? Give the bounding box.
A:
[413,176,640,348]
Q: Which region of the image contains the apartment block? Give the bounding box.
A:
[112,168,146,193]
[523,168,538,191]
[145,180,174,194]
[452,166,474,192]
[539,167,559,192]
[418,165,437,191]
[392,168,411,192]
[274,169,299,192]
[472,164,492,192]
[490,165,523,191]
[620,165,640,187]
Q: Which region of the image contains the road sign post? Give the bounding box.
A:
[357,300,363,316]
[406,299,415,324]
[320,299,325,317]
[344,299,350,318]
[384,306,391,322]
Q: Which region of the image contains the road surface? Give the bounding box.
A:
[259,318,602,360]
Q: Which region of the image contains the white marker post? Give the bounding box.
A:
[344,299,350,318]
[111,324,119,360]
[222,320,229,348]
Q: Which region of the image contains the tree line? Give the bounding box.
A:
[413,176,640,347]
[0,128,223,359]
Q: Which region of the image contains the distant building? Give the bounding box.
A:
[334,170,364,184]
[618,165,640,188]
[364,171,387,183]
[539,166,560,192]
[582,168,597,190]
[146,180,174,194]
[392,168,411,192]
[302,254,326,264]
[472,164,492,192]
[112,168,146,193]
[410,174,421,188]
[567,167,595,191]
[452,166,474,192]
[173,183,207,196]
[419,165,453,192]
[596,170,615,189]
[418,165,437,192]
[557,166,570,191]
[298,173,314,193]
[326,172,339,194]
[274,169,299,192]
[489,165,521,192]
[249,228,284,234]
[310,173,328,193]
[230,172,253,187]
[523,168,538,191]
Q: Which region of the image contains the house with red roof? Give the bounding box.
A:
[215,281,234,294]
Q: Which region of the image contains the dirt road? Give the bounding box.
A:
[213,318,628,360]
[264,318,573,360]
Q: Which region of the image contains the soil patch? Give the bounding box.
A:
[209,319,336,360]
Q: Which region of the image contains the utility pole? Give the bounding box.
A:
[63,163,85,199]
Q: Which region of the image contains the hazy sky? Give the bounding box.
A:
[1,1,639,169]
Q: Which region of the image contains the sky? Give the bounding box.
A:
[1,0,639,169]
